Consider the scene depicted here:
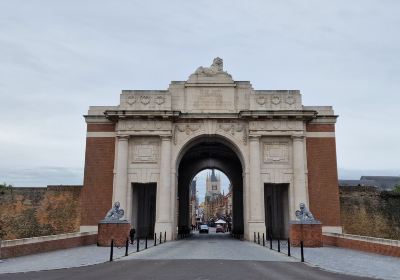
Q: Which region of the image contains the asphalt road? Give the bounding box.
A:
[0,231,376,280]
[0,259,375,280]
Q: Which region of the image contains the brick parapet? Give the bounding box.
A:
[323,233,400,257]
[0,232,97,259]
[290,223,323,247]
[97,223,131,247]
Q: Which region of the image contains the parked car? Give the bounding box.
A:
[199,224,209,234]
[216,225,225,233]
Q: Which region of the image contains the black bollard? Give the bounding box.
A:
[287,238,291,256]
[160,232,162,244]
[269,235,273,250]
[258,232,260,245]
[300,240,304,262]
[125,238,129,256]
[278,237,280,252]
[109,239,114,262]
[136,236,140,252]
[145,236,148,249]
[154,233,157,246]
[254,232,256,243]
[262,233,265,247]
[164,231,167,243]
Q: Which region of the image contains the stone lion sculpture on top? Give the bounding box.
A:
[295,202,317,222]
[194,57,231,77]
[104,201,125,221]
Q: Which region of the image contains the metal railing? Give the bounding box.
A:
[109,231,167,262]
[254,232,303,262]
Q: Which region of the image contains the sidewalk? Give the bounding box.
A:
[0,238,156,274]
[260,240,400,280]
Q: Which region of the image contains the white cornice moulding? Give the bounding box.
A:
[86,132,116,138]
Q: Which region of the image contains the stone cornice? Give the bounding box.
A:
[104,110,321,122]
[104,110,180,121]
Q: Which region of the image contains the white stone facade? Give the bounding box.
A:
[84,58,339,240]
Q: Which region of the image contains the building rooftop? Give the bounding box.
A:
[339,176,400,191]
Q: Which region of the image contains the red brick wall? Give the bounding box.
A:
[323,235,400,257]
[80,124,116,226]
[290,223,322,247]
[87,123,115,132]
[306,124,341,226]
[306,124,335,132]
[97,223,131,247]
[0,234,97,259]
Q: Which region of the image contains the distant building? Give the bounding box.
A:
[339,176,400,191]
[204,171,233,222]
[206,169,221,196]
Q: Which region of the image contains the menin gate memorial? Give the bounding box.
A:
[80,58,342,240]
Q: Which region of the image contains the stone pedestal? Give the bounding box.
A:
[289,221,322,247]
[97,221,131,247]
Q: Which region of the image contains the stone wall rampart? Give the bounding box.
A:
[339,185,400,240]
[0,185,81,240]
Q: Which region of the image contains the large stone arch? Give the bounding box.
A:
[173,133,246,236]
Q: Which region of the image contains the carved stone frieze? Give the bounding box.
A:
[251,91,301,110]
[127,95,138,105]
[285,95,295,105]
[263,140,290,163]
[173,123,203,145]
[255,95,267,105]
[140,95,151,105]
[118,120,172,131]
[271,95,281,105]
[121,92,171,110]
[217,122,248,145]
[154,95,165,105]
[249,120,302,131]
[131,139,159,163]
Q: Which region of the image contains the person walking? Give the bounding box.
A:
[130,227,136,244]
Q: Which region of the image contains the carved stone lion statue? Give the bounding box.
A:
[194,57,228,76]
[295,202,316,222]
[104,201,125,221]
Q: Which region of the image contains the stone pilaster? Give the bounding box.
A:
[114,135,129,215]
[247,136,266,238]
[292,135,308,219]
[154,136,173,239]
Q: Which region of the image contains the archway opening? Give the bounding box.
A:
[177,137,244,237]
[189,169,232,232]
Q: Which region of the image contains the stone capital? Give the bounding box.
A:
[117,135,129,141]
[248,135,261,141]
[160,135,172,141]
[291,135,305,141]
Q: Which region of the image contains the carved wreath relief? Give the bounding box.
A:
[217,123,248,145]
[173,123,202,144]
[127,95,138,105]
[125,95,166,107]
[254,94,297,108]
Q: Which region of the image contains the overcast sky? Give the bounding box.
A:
[0,1,399,187]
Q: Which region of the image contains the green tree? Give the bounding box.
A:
[393,184,400,194]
